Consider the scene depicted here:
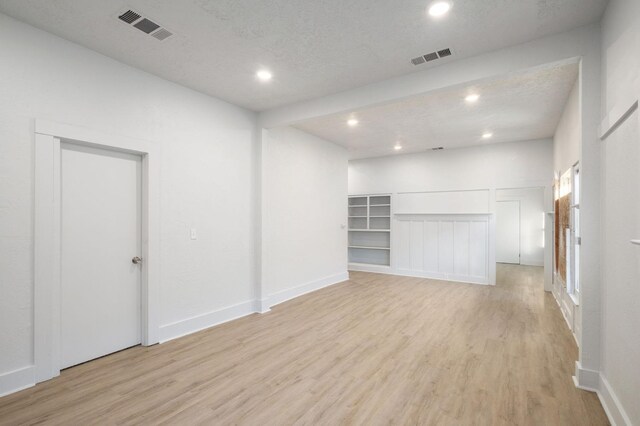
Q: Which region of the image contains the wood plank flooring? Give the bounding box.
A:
[0,265,608,425]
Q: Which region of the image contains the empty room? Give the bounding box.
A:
[0,0,638,425]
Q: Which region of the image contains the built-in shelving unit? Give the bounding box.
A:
[348,195,391,267]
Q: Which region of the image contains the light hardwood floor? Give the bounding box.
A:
[0,265,608,425]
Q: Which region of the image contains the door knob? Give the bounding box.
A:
[132,256,142,264]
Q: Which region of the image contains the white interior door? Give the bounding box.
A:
[496,200,520,264]
[61,143,142,369]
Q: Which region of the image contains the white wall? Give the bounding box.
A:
[496,188,545,267]
[349,139,552,194]
[554,79,581,173]
[262,127,348,306]
[0,13,258,386]
[601,0,640,116]
[599,1,640,424]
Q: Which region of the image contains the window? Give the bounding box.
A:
[554,163,580,297]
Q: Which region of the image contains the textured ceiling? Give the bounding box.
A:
[294,62,579,159]
[0,0,606,111]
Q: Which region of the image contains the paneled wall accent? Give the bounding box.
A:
[395,214,490,284]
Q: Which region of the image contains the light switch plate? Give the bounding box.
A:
[190,228,197,240]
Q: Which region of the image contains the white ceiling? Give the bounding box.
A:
[0,0,606,111]
[294,62,579,159]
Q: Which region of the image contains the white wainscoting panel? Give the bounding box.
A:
[395,214,490,284]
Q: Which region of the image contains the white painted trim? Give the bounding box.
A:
[572,365,633,426]
[159,271,348,343]
[598,374,633,426]
[599,99,638,140]
[268,272,350,307]
[159,300,258,343]
[253,299,272,314]
[348,263,394,274]
[0,366,35,398]
[34,119,161,385]
[348,264,489,286]
[574,361,600,391]
[395,269,490,285]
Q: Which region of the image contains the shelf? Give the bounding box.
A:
[349,195,391,267]
[349,245,390,250]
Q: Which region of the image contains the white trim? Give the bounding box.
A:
[268,272,350,307]
[34,120,161,384]
[159,300,258,343]
[254,299,272,314]
[348,263,393,274]
[0,366,35,398]
[572,364,633,426]
[348,265,489,286]
[599,99,638,140]
[394,269,490,285]
[574,361,600,391]
[598,374,633,426]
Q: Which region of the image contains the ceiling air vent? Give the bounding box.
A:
[432,147,444,150]
[411,48,453,66]
[119,10,141,24]
[152,28,173,41]
[134,18,160,34]
[437,48,452,58]
[423,52,439,62]
[116,8,173,41]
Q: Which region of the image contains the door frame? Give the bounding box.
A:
[34,120,161,383]
[495,199,521,264]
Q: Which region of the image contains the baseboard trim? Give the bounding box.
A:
[0,366,35,398]
[268,271,350,308]
[349,265,490,286]
[159,272,350,342]
[598,374,632,426]
[393,269,489,285]
[158,299,257,343]
[253,298,271,314]
[572,364,632,426]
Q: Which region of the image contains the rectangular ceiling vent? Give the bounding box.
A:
[437,48,452,58]
[152,28,173,41]
[117,9,173,41]
[432,147,444,150]
[411,48,453,66]
[118,10,141,24]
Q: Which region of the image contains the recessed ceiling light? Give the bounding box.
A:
[465,94,480,103]
[394,144,403,151]
[347,118,359,127]
[482,132,493,139]
[428,1,451,17]
[256,69,272,82]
